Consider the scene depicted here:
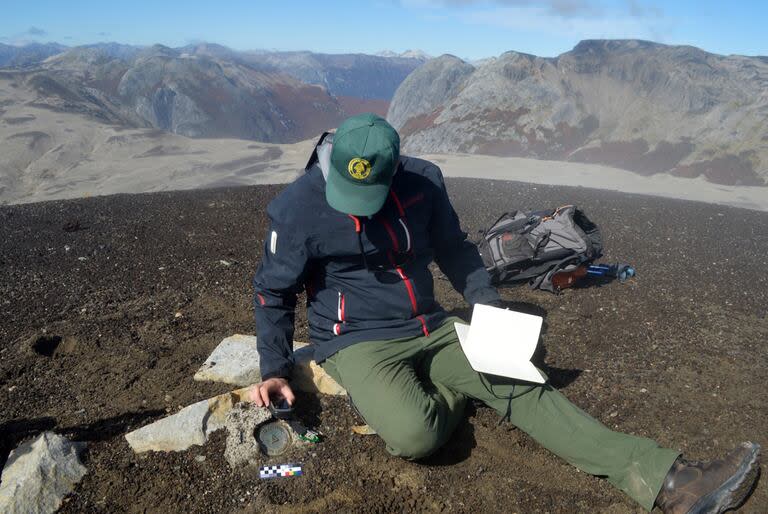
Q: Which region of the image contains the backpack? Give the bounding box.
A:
[477,205,603,292]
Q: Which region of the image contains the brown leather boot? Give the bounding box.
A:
[655,442,761,513]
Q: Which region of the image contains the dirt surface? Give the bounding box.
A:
[1,179,766,513]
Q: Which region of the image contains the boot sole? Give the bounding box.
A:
[688,442,761,514]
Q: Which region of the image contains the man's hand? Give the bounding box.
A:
[248,377,295,407]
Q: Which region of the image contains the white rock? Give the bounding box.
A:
[125,401,212,452]
[0,432,87,514]
[130,335,346,455]
[127,342,347,454]
[125,384,259,453]
[126,386,244,453]
[193,334,262,386]
[193,335,346,396]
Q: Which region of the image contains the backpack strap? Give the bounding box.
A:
[304,131,333,171]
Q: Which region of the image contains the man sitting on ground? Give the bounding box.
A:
[250,113,760,513]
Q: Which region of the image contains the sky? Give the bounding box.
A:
[1,0,767,60]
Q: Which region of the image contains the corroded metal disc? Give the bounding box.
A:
[256,421,292,456]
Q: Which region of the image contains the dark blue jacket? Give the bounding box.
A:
[253,146,500,380]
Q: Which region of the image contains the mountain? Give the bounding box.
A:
[387,55,474,135]
[376,49,432,60]
[1,42,424,143]
[28,44,347,143]
[0,41,434,203]
[218,49,428,100]
[0,69,312,204]
[76,42,143,61]
[0,42,68,68]
[4,64,765,209]
[388,40,768,186]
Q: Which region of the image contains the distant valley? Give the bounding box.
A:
[0,42,427,203]
[1,39,766,206]
[0,73,312,205]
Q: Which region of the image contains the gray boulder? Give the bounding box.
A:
[0,432,87,514]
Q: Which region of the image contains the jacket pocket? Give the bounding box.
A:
[333,291,346,335]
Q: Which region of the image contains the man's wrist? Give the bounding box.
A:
[260,370,292,382]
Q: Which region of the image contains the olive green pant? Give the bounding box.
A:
[321,317,680,511]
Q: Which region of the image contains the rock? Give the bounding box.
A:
[129,336,346,454]
[351,424,378,436]
[194,335,346,396]
[125,385,256,453]
[0,432,87,514]
[292,344,347,396]
[193,334,262,386]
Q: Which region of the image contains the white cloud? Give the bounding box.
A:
[27,26,47,36]
[401,0,664,20]
[398,1,668,44]
[1,26,52,46]
[465,6,658,39]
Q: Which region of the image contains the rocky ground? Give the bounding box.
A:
[1,179,766,513]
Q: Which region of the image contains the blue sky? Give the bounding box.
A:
[2,1,766,59]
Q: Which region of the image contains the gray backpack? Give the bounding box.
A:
[478,205,603,292]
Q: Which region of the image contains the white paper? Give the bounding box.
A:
[454,303,545,383]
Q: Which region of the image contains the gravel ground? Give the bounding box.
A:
[1,178,766,513]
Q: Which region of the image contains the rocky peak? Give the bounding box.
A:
[387,54,474,130]
[136,44,179,61]
[389,40,768,186]
[570,39,663,55]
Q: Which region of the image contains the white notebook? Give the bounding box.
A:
[454,303,545,383]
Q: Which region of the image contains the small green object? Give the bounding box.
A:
[299,429,321,443]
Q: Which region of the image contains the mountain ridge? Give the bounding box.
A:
[0,42,423,143]
[389,39,768,186]
[1,41,427,101]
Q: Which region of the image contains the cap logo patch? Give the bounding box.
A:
[347,158,371,180]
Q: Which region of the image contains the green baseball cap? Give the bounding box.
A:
[326,113,400,216]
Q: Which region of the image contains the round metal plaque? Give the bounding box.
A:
[256,421,292,456]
